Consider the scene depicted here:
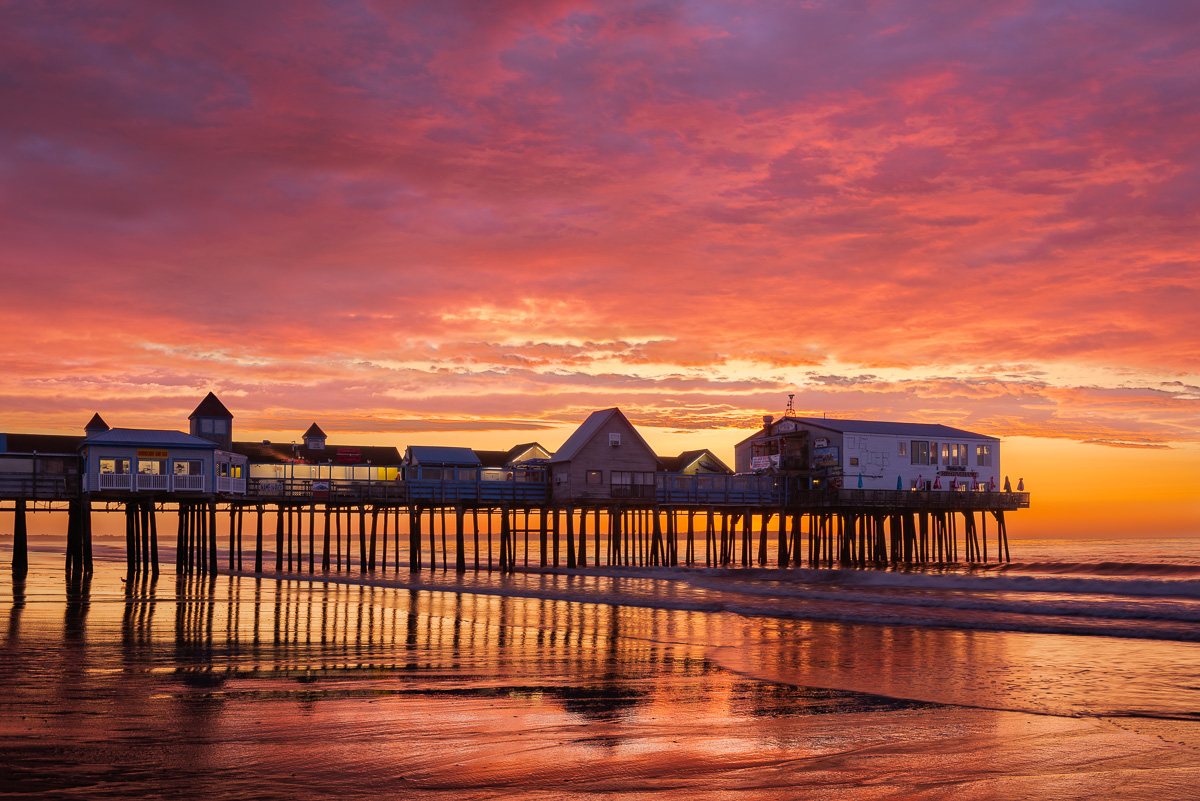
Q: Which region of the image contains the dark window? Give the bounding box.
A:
[910,441,929,465]
[586,470,603,485]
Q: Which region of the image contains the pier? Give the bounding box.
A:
[4,457,1026,579]
[2,397,1029,580]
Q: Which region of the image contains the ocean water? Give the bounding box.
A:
[2,533,1199,798]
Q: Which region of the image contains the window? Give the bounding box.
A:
[608,433,621,446]
[898,441,907,457]
[214,419,227,434]
[201,419,214,434]
[941,443,950,464]
[138,459,166,475]
[100,458,130,474]
[610,471,654,498]
[976,444,993,466]
[174,460,202,475]
[849,457,859,466]
[930,442,938,465]
[910,441,929,465]
[586,470,603,485]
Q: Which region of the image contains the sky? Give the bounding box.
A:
[2,1,1198,537]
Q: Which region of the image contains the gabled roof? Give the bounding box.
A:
[405,445,482,467]
[85,413,109,431]
[83,428,217,449]
[660,449,732,474]
[474,442,552,467]
[506,442,550,462]
[231,441,402,465]
[793,417,998,440]
[303,423,327,439]
[550,408,662,465]
[189,392,233,420]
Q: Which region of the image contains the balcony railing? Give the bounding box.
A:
[217,477,246,494]
[86,473,207,493]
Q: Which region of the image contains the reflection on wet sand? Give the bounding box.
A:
[3,556,1199,799]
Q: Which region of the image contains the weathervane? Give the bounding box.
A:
[785,393,796,417]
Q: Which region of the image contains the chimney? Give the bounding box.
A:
[762,415,774,426]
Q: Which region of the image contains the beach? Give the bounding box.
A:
[3,539,1200,799]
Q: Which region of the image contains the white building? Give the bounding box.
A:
[735,416,1001,491]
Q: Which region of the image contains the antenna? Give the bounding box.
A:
[785,394,796,417]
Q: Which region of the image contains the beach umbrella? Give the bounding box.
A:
[1003,475,1011,492]
[1017,477,1024,491]
[916,473,923,490]
[857,473,863,488]
[950,477,957,490]
[933,476,942,490]
[990,476,997,491]
[897,475,903,490]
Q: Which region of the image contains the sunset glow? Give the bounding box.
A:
[2,2,1197,537]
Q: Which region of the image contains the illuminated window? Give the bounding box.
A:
[898,441,907,457]
[586,470,603,485]
[910,441,929,465]
[976,444,992,466]
[100,458,130,474]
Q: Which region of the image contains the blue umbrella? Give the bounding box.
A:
[897,475,903,490]
[857,473,863,488]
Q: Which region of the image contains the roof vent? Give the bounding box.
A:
[763,415,774,426]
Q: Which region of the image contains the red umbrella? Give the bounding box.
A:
[990,476,997,491]
[916,474,924,490]
[933,476,942,490]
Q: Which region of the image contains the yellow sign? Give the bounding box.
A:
[137,449,169,459]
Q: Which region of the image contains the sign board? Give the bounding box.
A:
[137,449,169,460]
[938,470,978,478]
[814,437,829,449]
[776,420,797,433]
[943,465,967,472]
[312,480,330,498]
[812,446,839,468]
[750,455,779,470]
[336,447,361,464]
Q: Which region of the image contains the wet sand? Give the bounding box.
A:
[2,550,1198,799]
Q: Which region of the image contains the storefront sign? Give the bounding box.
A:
[814,437,829,448]
[336,447,361,464]
[137,449,168,460]
[750,455,779,470]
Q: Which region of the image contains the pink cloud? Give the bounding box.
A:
[1,0,1198,469]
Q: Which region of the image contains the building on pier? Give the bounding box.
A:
[735,415,1000,492]
[550,408,663,502]
[79,426,247,495]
